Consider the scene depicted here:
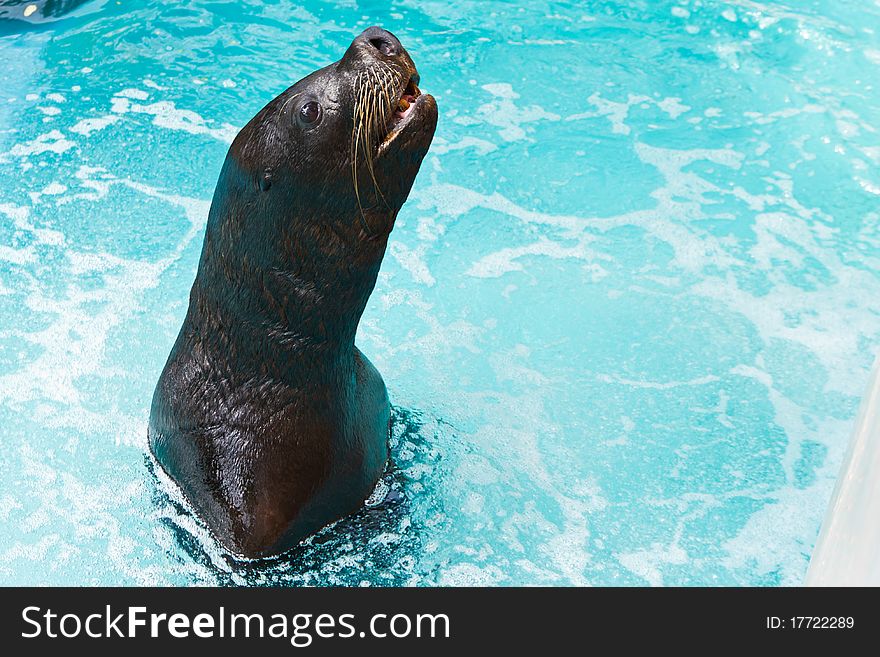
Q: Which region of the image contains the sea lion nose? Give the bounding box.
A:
[361,26,402,58]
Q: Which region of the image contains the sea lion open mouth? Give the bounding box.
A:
[378,75,423,155]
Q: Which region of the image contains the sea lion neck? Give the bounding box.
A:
[185,152,391,361]
[192,240,387,363]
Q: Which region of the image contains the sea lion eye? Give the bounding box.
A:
[299,100,322,126]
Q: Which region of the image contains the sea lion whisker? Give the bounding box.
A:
[351,91,375,236]
[362,84,391,209]
[350,59,411,232]
[352,143,373,235]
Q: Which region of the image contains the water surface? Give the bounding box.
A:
[1,0,879,586]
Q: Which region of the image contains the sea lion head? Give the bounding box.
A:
[212,27,437,269]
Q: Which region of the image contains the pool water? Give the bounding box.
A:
[1,0,879,586]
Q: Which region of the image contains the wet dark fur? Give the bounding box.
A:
[148,27,438,558]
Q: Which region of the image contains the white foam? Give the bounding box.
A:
[70,115,120,136]
[0,202,64,247]
[0,245,36,265]
[110,94,237,143]
[570,93,651,135]
[466,237,597,279]
[618,544,687,586]
[469,82,560,142]
[41,182,66,195]
[388,241,435,286]
[7,130,75,157]
[597,374,721,389]
[657,96,691,119]
[116,88,150,100]
[429,135,497,155]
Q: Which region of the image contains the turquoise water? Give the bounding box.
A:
[1,0,879,586]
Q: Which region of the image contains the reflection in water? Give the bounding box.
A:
[0,0,91,24]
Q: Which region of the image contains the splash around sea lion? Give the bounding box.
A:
[148,26,438,558]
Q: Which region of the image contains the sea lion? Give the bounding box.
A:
[148,26,437,558]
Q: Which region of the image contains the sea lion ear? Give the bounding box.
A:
[259,168,272,192]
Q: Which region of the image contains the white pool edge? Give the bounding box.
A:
[806,353,880,586]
